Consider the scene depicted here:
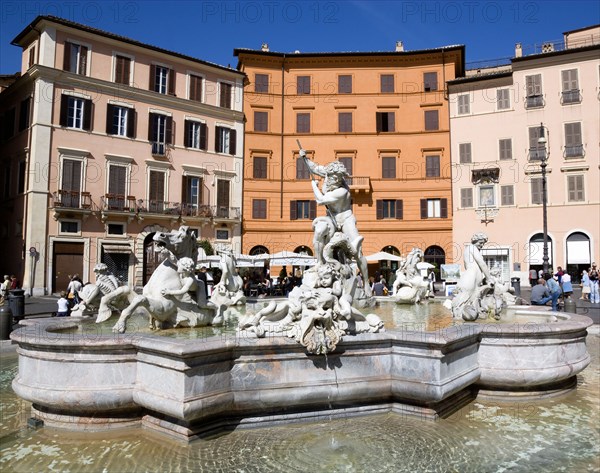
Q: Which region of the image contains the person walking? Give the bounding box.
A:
[580,270,591,301]
[589,263,599,303]
[529,268,538,287]
[67,274,83,305]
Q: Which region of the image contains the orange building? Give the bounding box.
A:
[235,45,464,277]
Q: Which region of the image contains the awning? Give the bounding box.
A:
[365,251,404,262]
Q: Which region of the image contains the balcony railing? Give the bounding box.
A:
[101,194,138,212]
[525,95,544,109]
[346,176,371,192]
[134,200,240,220]
[564,144,584,159]
[52,190,92,209]
[151,141,167,156]
[528,147,547,161]
[562,89,581,105]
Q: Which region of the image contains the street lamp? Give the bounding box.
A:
[537,123,550,275]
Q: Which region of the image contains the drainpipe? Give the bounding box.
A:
[280,54,286,219]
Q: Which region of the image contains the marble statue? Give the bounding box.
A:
[209,249,246,307]
[239,147,383,354]
[391,248,430,304]
[108,226,224,333]
[446,232,502,321]
[301,149,371,298]
[70,263,125,317]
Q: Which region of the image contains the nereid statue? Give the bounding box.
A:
[392,248,430,304]
[209,249,246,307]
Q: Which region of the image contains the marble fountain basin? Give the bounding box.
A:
[9,305,592,440]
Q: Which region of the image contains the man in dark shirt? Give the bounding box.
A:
[530,279,552,306]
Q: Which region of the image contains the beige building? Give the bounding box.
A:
[235,44,465,281]
[0,16,245,294]
[448,25,599,285]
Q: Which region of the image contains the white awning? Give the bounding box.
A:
[567,240,590,264]
[102,244,132,254]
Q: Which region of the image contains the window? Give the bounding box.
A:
[114,55,131,85]
[561,69,580,104]
[17,161,26,194]
[184,120,207,150]
[338,112,352,133]
[382,156,396,179]
[60,220,80,234]
[215,126,237,155]
[531,177,544,205]
[499,139,512,160]
[460,188,473,208]
[459,143,472,164]
[28,46,35,68]
[528,127,546,161]
[425,155,440,178]
[296,156,310,179]
[106,104,135,138]
[296,113,310,133]
[253,157,267,179]
[376,112,395,132]
[338,75,352,94]
[107,223,125,235]
[458,94,470,114]
[148,113,173,155]
[219,82,232,108]
[297,76,310,94]
[216,229,229,240]
[501,185,514,206]
[564,122,583,158]
[63,42,88,75]
[3,108,15,140]
[189,74,203,102]
[497,89,510,110]
[252,199,267,219]
[107,164,127,209]
[424,110,439,130]
[376,199,403,219]
[423,72,438,91]
[60,95,92,131]
[216,180,231,217]
[149,169,166,211]
[290,200,315,220]
[151,65,175,95]
[479,185,495,207]
[255,73,269,93]
[182,175,202,210]
[338,157,353,176]
[254,111,268,132]
[525,74,543,108]
[18,97,30,132]
[380,74,394,93]
[421,198,447,218]
[567,175,584,202]
[60,159,82,208]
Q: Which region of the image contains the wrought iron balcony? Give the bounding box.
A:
[561,89,581,105]
[135,200,240,221]
[564,144,584,159]
[346,176,371,192]
[528,147,547,161]
[151,141,167,156]
[525,95,544,109]
[51,190,93,209]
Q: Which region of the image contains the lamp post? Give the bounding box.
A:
[537,123,550,276]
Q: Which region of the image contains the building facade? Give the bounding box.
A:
[235,45,465,279]
[448,25,599,285]
[0,16,244,295]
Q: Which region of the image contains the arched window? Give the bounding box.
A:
[294,245,313,256]
[249,245,269,256]
[566,232,591,283]
[528,233,553,267]
[424,245,446,270]
[381,245,400,256]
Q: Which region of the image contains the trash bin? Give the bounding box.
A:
[0,305,12,340]
[510,277,521,297]
[8,289,25,322]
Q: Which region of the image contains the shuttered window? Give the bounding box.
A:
[296,156,310,180]
[497,89,510,110]
[380,74,394,93]
[252,199,267,219]
[115,55,131,85]
[189,74,203,101]
[61,159,82,207]
[215,126,236,155]
[297,76,311,94]
[501,185,514,206]
[382,157,396,179]
[60,95,92,131]
[426,155,440,177]
[296,113,310,133]
[254,111,268,132]
[424,110,439,130]
[63,42,88,75]
[564,122,583,158]
[499,139,512,160]
[338,75,352,94]
[376,112,395,132]
[220,82,232,108]
[338,112,352,133]
[531,178,544,205]
[458,94,470,114]
[421,198,447,218]
[460,188,473,208]
[567,175,584,202]
[376,200,403,219]
[459,143,472,163]
[290,200,315,220]
[255,74,269,93]
[184,120,207,150]
[253,157,267,179]
[423,72,438,91]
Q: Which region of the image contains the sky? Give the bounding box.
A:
[0,0,599,74]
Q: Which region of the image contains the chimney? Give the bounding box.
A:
[261,43,269,52]
[395,41,404,52]
[515,43,522,58]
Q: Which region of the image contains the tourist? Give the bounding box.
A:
[9,275,19,290]
[67,274,83,305]
[589,263,599,303]
[56,291,70,317]
[580,270,591,301]
[0,275,10,303]
[428,270,436,295]
[529,267,538,287]
[561,272,573,298]
[530,279,553,308]
[545,274,562,311]
[372,279,386,296]
[554,266,565,285]
[279,265,288,280]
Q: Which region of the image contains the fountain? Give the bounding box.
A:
[7,152,593,443]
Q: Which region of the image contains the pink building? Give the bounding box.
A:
[448,25,599,285]
[0,16,245,295]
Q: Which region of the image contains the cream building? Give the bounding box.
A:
[0,16,244,294]
[449,25,599,285]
